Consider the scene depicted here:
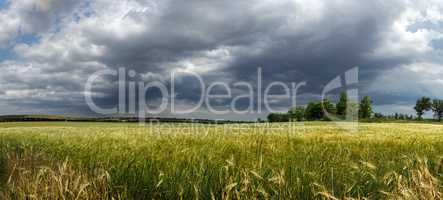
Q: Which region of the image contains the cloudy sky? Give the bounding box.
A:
[0,0,442,120]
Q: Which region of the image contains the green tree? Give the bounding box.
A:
[321,98,336,120]
[304,99,336,121]
[431,99,443,122]
[305,102,323,121]
[373,112,385,119]
[267,113,277,122]
[414,97,431,120]
[347,101,360,121]
[359,96,372,119]
[336,91,348,116]
[288,106,305,121]
[267,113,290,122]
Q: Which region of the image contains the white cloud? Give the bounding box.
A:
[366,62,443,98]
[367,2,443,60]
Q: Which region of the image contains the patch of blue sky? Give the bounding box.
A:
[0,0,9,9]
[0,48,15,61]
[16,33,40,45]
[82,0,92,17]
[0,34,40,61]
[431,39,443,50]
[407,20,443,33]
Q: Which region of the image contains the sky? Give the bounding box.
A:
[0,0,442,120]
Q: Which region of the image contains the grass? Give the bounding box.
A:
[1,122,443,199]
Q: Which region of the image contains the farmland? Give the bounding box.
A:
[1,122,443,199]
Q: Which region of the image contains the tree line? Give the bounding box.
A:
[267,91,372,122]
[267,93,443,122]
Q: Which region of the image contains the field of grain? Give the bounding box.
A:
[1,122,443,199]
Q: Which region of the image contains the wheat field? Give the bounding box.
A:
[1,122,443,199]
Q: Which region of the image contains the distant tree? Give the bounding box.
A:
[267,113,277,122]
[414,97,432,120]
[336,91,348,116]
[321,98,336,121]
[281,113,290,122]
[347,101,360,121]
[267,113,290,122]
[373,112,385,119]
[399,114,405,120]
[431,99,443,122]
[303,99,336,121]
[359,96,372,119]
[288,106,305,121]
[305,102,323,121]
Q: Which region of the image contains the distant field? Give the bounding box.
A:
[1,122,443,199]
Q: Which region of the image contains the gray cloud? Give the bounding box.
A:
[0,0,83,47]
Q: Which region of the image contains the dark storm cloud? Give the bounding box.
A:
[218,2,408,87]
[87,0,296,72]
[87,0,409,97]
[97,0,414,106]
